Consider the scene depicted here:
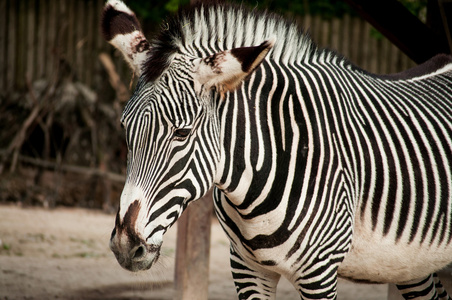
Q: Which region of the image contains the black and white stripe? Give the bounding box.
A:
[105,2,452,299]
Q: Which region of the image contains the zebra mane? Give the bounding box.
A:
[142,3,319,83]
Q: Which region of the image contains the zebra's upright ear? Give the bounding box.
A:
[101,0,150,76]
[193,39,275,95]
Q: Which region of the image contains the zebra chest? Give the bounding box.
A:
[216,189,355,269]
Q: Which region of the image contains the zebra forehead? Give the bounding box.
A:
[120,81,165,121]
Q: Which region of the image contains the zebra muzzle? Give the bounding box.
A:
[110,228,161,272]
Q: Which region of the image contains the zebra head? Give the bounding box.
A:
[102,0,273,271]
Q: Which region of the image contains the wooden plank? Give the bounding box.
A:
[47,0,57,83]
[6,0,16,92]
[381,38,390,74]
[369,32,378,74]
[350,17,360,65]
[66,0,75,77]
[388,43,398,74]
[95,0,105,88]
[17,0,26,89]
[341,14,350,60]
[57,0,68,78]
[360,20,371,71]
[26,0,36,83]
[75,0,84,82]
[175,192,213,300]
[37,0,47,79]
[320,18,329,47]
[16,0,27,89]
[302,14,312,34]
[311,15,321,46]
[85,0,95,87]
[0,0,7,91]
[330,18,340,53]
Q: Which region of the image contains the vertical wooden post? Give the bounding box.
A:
[174,192,213,300]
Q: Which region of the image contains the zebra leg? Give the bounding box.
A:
[230,246,281,300]
[292,264,339,300]
[432,273,451,300]
[396,273,451,300]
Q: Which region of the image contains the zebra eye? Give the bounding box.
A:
[174,128,191,140]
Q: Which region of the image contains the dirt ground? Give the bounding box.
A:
[0,204,407,300]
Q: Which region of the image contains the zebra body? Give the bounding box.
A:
[102,1,452,299]
[213,51,452,288]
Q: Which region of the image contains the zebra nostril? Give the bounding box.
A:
[132,245,146,260]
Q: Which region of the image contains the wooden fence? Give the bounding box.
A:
[299,14,416,74]
[0,0,416,95]
[0,0,130,95]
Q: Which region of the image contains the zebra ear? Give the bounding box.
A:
[193,39,275,95]
[101,0,150,76]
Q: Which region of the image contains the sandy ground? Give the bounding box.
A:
[0,204,395,299]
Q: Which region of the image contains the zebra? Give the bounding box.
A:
[101,1,452,299]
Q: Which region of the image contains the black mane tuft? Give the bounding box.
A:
[142,14,183,83]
